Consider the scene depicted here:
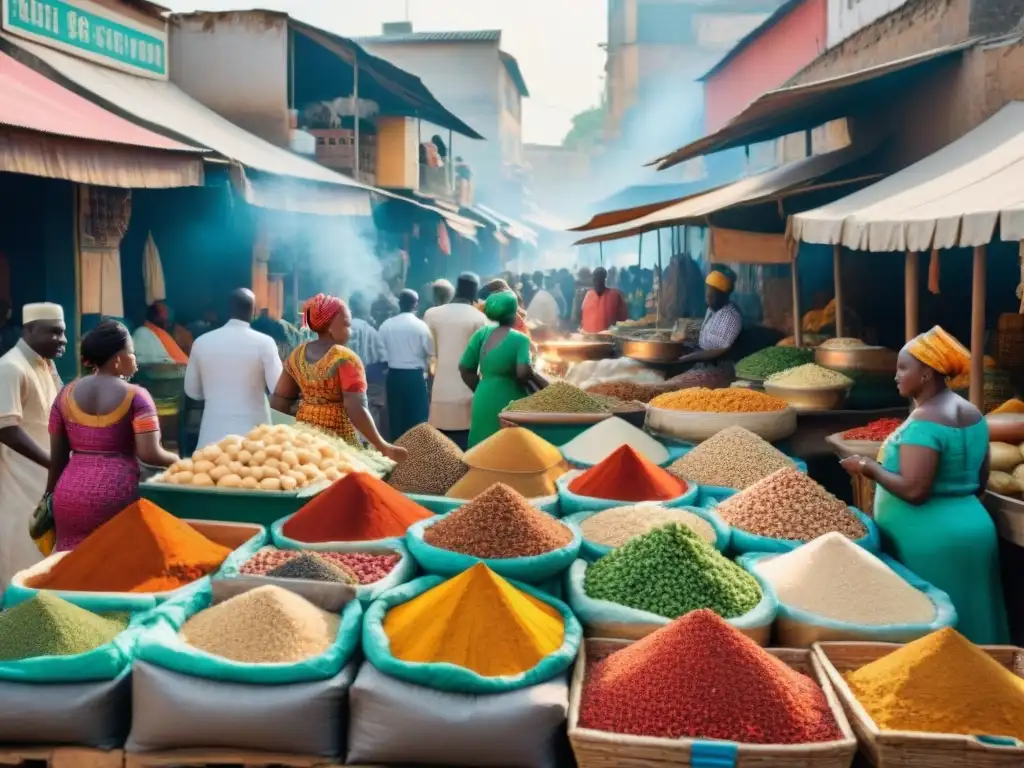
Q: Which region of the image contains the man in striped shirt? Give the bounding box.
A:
[677,267,743,374]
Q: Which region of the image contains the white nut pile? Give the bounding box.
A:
[580,504,717,548]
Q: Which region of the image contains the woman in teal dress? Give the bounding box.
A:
[460,291,544,447]
[841,326,1009,644]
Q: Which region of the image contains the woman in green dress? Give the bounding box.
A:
[460,291,543,447]
[841,326,1009,644]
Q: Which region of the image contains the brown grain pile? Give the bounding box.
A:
[667,427,796,490]
[585,381,666,404]
[387,424,468,495]
[715,467,867,541]
[179,585,340,663]
[423,483,573,558]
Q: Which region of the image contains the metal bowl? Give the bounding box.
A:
[535,339,616,363]
[815,346,897,375]
[764,382,852,412]
[619,338,688,364]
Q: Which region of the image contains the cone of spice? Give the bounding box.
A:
[265,553,358,584]
[569,445,687,502]
[383,563,564,677]
[579,610,843,743]
[26,500,231,593]
[282,471,432,543]
[241,549,401,585]
[424,483,573,558]
[386,424,468,496]
[447,427,567,499]
[0,593,129,661]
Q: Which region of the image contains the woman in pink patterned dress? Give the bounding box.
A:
[45,321,178,551]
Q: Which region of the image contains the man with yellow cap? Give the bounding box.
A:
[678,266,743,371]
[0,302,66,590]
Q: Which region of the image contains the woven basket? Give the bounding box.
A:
[997,313,1024,372]
[813,642,1024,768]
[568,638,857,768]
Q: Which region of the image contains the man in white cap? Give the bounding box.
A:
[0,302,65,588]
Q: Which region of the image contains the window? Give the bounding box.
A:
[636,2,696,45]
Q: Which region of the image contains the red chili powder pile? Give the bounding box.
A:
[27,499,232,593]
[578,609,843,743]
[282,471,433,543]
[568,445,686,502]
[842,418,903,442]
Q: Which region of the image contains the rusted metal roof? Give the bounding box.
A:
[354,30,501,44]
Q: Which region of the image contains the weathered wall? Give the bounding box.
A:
[969,0,1024,36]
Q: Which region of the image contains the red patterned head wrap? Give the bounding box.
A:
[303,293,345,333]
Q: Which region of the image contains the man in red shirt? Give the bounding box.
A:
[580,267,628,333]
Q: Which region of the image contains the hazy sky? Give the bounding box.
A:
[159,0,608,146]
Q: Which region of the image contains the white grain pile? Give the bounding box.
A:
[561,417,669,465]
[180,585,340,663]
[580,504,717,548]
[667,426,795,489]
[755,532,936,625]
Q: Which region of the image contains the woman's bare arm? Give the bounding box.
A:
[270,370,301,414]
[343,392,407,463]
[44,429,70,495]
[863,444,940,506]
[136,431,179,467]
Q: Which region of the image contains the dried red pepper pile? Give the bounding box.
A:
[578,610,843,743]
[841,418,904,442]
[241,548,400,584]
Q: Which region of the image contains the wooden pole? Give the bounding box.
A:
[352,54,360,180]
[656,230,663,328]
[637,232,644,268]
[970,245,987,409]
[905,250,919,342]
[791,247,803,347]
[599,241,604,267]
[833,244,845,339]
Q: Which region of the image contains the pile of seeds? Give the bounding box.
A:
[736,347,814,380]
[241,548,400,584]
[767,364,852,388]
[180,585,340,664]
[580,505,717,548]
[584,524,761,619]
[585,381,666,404]
[266,553,357,584]
[649,388,788,413]
[424,483,573,558]
[717,467,867,541]
[0,593,128,661]
[579,610,843,742]
[561,417,669,465]
[818,337,868,350]
[507,382,608,414]
[755,533,935,625]
[667,426,796,489]
[386,424,468,495]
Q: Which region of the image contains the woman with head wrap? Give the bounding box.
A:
[459,290,544,447]
[478,278,531,338]
[270,293,407,462]
[841,326,1009,644]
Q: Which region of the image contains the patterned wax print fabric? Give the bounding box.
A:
[285,343,367,446]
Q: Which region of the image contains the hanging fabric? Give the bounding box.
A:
[79,249,124,318]
[78,186,131,324]
[142,232,166,307]
[928,248,941,295]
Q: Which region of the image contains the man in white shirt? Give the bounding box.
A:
[378,289,434,441]
[424,273,485,449]
[184,289,283,448]
[527,274,561,328]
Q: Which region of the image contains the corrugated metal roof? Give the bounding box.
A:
[699,0,805,82]
[499,51,529,97]
[354,30,501,44]
[653,40,975,170]
[0,51,201,152]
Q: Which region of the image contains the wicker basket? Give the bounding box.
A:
[997,313,1024,372]
[568,638,858,768]
[813,641,1024,767]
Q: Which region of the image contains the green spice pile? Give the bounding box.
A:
[584,524,761,619]
[668,426,796,490]
[266,553,358,584]
[0,592,128,661]
[736,347,814,380]
[507,382,608,414]
[767,364,852,388]
[387,424,468,495]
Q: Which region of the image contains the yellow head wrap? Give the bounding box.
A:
[706,270,733,293]
[906,326,971,378]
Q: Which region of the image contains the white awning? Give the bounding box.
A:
[792,102,1024,251]
[2,33,376,215]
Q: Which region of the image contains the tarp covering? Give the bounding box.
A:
[792,102,1024,251]
[0,51,203,187]
[574,143,868,246]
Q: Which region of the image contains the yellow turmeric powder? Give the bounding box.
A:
[845,627,1024,740]
[383,563,565,677]
[649,388,788,413]
[992,398,1024,416]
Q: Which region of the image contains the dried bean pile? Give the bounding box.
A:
[241,548,400,584]
[507,382,608,413]
[767,364,852,388]
[736,347,814,380]
[180,585,340,664]
[716,467,867,541]
[756,533,935,625]
[424,483,573,558]
[387,424,468,495]
[585,381,666,404]
[580,505,717,548]
[0,593,128,661]
[667,426,795,490]
[650,387,788,413]
[579,609,843,743]
[584,524,761,619]
[266,553,357,584]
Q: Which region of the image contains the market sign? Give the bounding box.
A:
[1,0,168,79]
[827,0,910,48]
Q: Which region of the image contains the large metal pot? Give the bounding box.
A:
[535,339,616,363]
[815,346,897,374]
